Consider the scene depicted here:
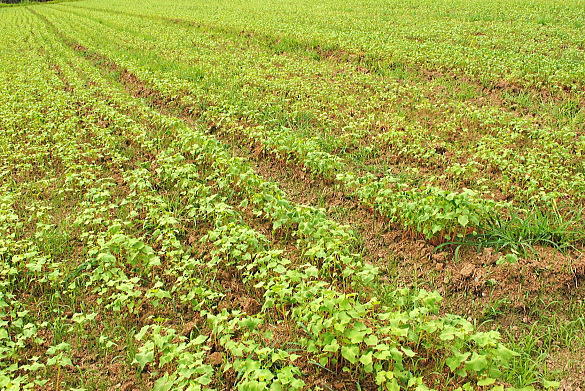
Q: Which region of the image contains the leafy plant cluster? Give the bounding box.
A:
[339,173,507,240]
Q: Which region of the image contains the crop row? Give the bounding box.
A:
[56,2,585,205]
[36,4,585,246]
[71,0,585,92]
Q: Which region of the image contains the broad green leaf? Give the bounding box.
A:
[341,345,359,364]
[359,352,373,365]
[152,374,173,391]
[458,214,469,226]
[133,350,154,370]
[323,338,339,353]
[465,353,488,372]
[543,380,560,389]
[477,377,495,386]
[241,380,268,391]
[364,334,379,346]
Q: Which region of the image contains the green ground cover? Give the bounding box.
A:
[1,0,584,390]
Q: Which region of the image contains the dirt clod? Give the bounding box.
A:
[208,352,224,366]
[459,263,475,278]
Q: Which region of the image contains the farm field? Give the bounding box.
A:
[1,0,585,390]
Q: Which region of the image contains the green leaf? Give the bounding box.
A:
[495,345,518,361]
[364,334,379,346]
[359,352,373,365]
[543,380,560,389]
[152,374,173,391]
[506,253,519,263]
[465,353,488,372]
[197,374,213,385]
[387,378,400,391]
[401,347,416,357]
[133,350,154,370]
[290,378,305,389]
[345,322,368,343]
[446,351,470,371]
[98,253,117,264]
[61,357,73,366]
[458,214,469,226]
[477,377,495,386]
[323,338,339,353]
[241,380,268,391]
[341,345,359,364]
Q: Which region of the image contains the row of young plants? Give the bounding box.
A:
[72,0,585,93]
[154,109,524,391]
[35,4,585,245]
[47,2,585,187]
[58,2,585,204]
[0,9,141,390]
[38,5,482,244]
[0,6,532,390]
[89,57,521,391]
